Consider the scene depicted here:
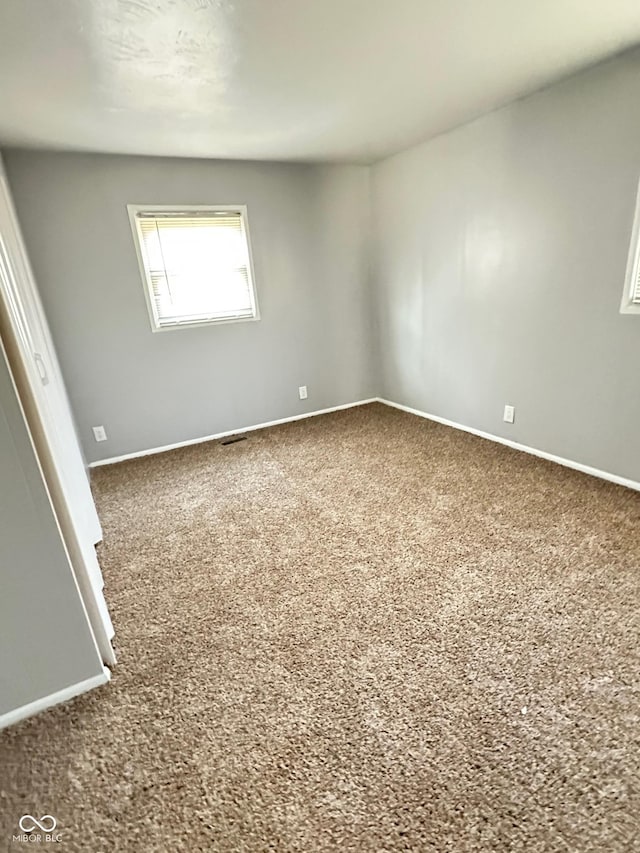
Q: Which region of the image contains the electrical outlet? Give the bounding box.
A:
[298,385,308,400]
[92,425,108,442]
[503,405,515,424]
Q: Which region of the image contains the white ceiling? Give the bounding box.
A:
[0,0,639,164]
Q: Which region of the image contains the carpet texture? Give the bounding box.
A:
[1,402,639,851]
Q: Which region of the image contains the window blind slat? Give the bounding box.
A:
[633,263,640,304]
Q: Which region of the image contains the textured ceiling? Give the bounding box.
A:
[0,0,639,163]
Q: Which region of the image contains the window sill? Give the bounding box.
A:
[151,314,260,332]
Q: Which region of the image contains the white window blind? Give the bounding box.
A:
[632,255,640,305]
[621,180,640,314]
[131,208,258,329]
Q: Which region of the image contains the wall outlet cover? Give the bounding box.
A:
[92,425,107,442]
[503,405,515,424]
[298,385,308,400]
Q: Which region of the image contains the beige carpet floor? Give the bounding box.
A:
[1,402,639,852]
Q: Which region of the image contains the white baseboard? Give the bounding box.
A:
[0,666,111,731]
[89,398,378,468]
[89,394,640,493]
[377,398,640,493]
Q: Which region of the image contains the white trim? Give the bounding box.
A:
[620,176,640,315]
[377,398,640,493]
[0,159,115,666]
[89,395,640,492]
[89,399,378,467]
[127,203,260,332]
[0,667,110,731]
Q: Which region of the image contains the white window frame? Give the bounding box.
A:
[620,179,640,315]
[127,204,260,332]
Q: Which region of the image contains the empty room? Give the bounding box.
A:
[1,1,639,850]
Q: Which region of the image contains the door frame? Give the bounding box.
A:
[0,158,115,666]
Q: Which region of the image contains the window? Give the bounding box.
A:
[128,205,259,330]
[621,181,640,314]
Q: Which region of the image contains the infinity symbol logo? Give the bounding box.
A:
[19,814,57,832]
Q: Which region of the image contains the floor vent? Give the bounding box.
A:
[220,436,248,446]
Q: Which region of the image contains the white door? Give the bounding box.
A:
[0,158,115,665]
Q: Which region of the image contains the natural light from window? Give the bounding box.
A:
[129,206,258,330]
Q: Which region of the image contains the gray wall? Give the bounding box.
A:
[5,50,640,482]
[0,340,103,716]
[371,49,640,482]
[3,153,374,463]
